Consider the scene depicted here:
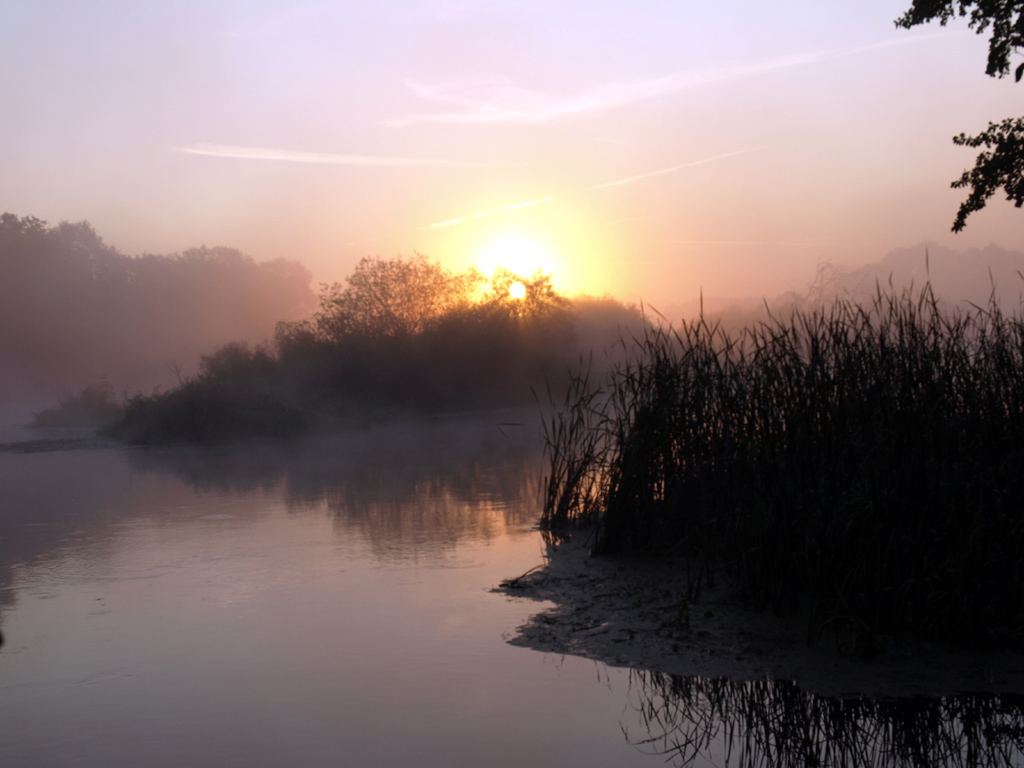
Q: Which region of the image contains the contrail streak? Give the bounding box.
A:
[428,196,560,229]
[592,146,767,189]
[424,146,766,229]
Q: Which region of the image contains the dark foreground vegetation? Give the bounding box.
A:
[71,254,644,444]
[542,285,1024,650]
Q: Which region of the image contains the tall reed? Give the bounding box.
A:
[541,285,1024,648]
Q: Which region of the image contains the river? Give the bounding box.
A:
[0,415,684,767]
[2,415,1023,768]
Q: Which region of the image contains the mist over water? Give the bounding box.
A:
[3,415,1022,767]
[5,210,1023,431]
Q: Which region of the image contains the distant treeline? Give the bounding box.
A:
[43,251,645,443]
[0,213,315,405]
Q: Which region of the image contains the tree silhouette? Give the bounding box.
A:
[311,253,483,340]
[477,267,571,321]
[896,1,1024,230]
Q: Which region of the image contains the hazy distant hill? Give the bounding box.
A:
[831,243,1024,309]
[660,243,1024,329]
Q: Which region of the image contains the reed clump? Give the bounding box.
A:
[541,285,1024,648]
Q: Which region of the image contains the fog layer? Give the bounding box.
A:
[0,214,315,418]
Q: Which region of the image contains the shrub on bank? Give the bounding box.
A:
[542,285,1024,650]
[106,379,306,445]
[32,380,122,428]
[102,257,636,445]
[103,341,305,444]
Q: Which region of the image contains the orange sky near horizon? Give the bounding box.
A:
[1,1,1021,307]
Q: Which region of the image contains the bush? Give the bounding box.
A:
[107,256,643,444]
[32,380,122,428]
[106,379,305,445]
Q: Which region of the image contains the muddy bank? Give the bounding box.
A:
[0,435,120,453]
[495,533,1024,699]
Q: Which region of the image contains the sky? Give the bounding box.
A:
[2,0,1022,307]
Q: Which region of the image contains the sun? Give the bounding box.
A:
[508,281,526,299]
[475,233,558,282]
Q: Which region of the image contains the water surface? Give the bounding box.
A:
[0,416,664,767]
[2,416,1023,768]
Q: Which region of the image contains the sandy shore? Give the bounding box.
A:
[495,531,1024,699]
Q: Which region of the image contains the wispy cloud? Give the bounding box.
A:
[174,143,489,167]
[425,146,765,229]
[393,33,958,126]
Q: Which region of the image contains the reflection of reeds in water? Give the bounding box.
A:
[541,286,1024,647]
[626,672,1024,768]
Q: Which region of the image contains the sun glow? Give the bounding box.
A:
[475,234,558,283]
